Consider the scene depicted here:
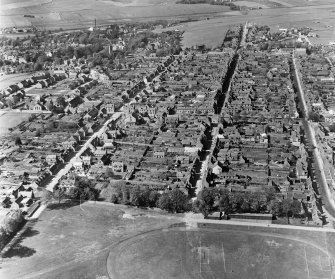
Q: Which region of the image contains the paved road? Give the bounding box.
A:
[183,212,335,232]
[45,57,175,192]
[293,52,335,221]
[46,111,123,192]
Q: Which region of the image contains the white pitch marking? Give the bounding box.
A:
[208,247,210,265]
[324,233,333,273]
[199,237,202,274]
[222,242,226,273]
[304,246,310,278]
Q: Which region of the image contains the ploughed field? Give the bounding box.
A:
[1,0,335,36]
[0,0,231,29]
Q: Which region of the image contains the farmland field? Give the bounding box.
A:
[0,0,51,11]
[155,2,335,48]
[1,0,335,32]
[1,202,335,279]
[235,1,269,9]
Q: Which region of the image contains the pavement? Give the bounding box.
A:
[183,212,335,232]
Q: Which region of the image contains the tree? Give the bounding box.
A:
[6,99,13,108]
[56,96,66,108]
[158,193,173,212]
[121,184,130,204]
[194,188,218,218]
[45,100,54,111]
[112,185,123,203]
[241,199,251,212]
[14,136,22,146]
[34,62,43,71]
[129,186,142,207]
[265,186,276,202]
[71,177,99,201]
[41,189,53,204]
[282,199,292,224]
[110,194,118,203]
[268,200,282,216]
[308,111,320,122]
[169,188,189,213]
[2,210,24,235]
[281,199,301,224]
[53,188,66,204]
[140,188,151,207]
[218,189,231,217]
[148,190,161,207]
[250,191,266,212]
[229,192,243,212]
[291,199,302,218]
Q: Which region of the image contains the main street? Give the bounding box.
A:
[292,52,335,221]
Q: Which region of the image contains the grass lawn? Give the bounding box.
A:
[0,202,180,279]
[1,202,335,279]
[0,73,32,90]
[0,111,33,136]
[109,224,335,279]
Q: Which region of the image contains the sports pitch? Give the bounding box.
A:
[1,202,335,279]
[108,225,335,279]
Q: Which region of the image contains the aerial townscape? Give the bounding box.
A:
[1,0,335,279]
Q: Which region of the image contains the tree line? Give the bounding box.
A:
[108,184,190,213]
[194,187,302,223]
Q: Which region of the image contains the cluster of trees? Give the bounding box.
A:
[268,199,302,224]
[194,188,272,218]
[106,184,190,213]
[176,0,245,10]
[0,210,25,249]
[52,177,100,203]
[308,111,323,122]
[128,31,182,57]
[194,187,302,223]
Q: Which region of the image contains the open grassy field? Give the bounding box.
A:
[156,2,335,48]
[1,201,335,279]
[0,111,32,135]
[108,224,335,279]
[0,72,32,90]
[154,17,238,49]
[0,202,181,279]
